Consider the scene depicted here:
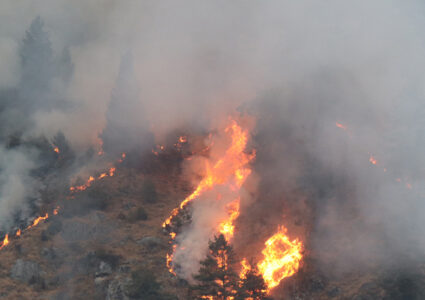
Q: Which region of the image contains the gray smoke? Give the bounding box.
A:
[0,0,425,279]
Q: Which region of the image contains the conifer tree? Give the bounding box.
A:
[19,16,53,99]
[192,234,239,300]
[236,265,271,300]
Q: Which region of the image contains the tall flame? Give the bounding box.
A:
[0,234,9,250]
[165,118,255,275]
[163,119,254,229]
[218,198,240,241]
[257,226,303,290]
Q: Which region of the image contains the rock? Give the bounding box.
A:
[328,286,341,298]
[106,276,131,300]
[96,261,113,277]
[136,236,164,249]
[10,259,44,285]
[95,276,110,297]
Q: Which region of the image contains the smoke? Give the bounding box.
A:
[0,146,40,232]
[0,0,425,281]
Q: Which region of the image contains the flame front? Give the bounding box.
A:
[0,153,126,252]
[164,118,255,275]
[69,166,118,192]
[163,119,254,229]
[257,226,303,290]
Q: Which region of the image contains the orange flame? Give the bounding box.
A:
[369,155,377,165]
[53,206,60,215]
[239,258,251,280]
[27,213,49,230]
[0,234,9,250]
[0,153,126,252]
[53,147,60,153]
[335,122,347,130]
[164,118,255,275]
[163,119,254,229]
[257,226,303,290]
[218,198,240,241]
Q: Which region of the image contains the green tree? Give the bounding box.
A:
[236,265,271,300]
[192,234,238,300]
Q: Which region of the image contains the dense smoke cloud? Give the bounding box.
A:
[1,0,425,279]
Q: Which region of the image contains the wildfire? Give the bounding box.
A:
[164,118,255,275]
[369,155,377,165]
[97,137,104,156]
[69,166,118,192]
[218,198,240,241]
[0,151,126,252]
[0,234,9,250]
[257,226,303,290]
[53,146,60,153]
[0,211,53,251]
[335,122,347,130]
[163,119,254,229]
[239,258,251,279]
[53,206,60,215]
[27,213,49,230]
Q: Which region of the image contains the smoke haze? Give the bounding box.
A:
[1,0,425,281]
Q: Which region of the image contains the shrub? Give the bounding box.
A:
[128,207,148,222]
[142,179,158,203]
[128,269,161,299]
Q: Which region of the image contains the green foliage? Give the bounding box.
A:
[127,269,161,300]
[192,234,238,300]
[142,179,158,203]
[94,249,120,269]
[236,266,271,300]
[192,235,272,300]
[41,218,63,241]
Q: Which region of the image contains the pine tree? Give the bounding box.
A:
[19,16,54,100]
[100,52,153,158]
[236,265,271,300]
[192,234,239,300]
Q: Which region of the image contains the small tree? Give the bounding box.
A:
[236,266,271,300]
[192,234,238,300]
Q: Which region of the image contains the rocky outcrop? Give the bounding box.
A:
[106,275,132,300]
[10,259,44,285]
